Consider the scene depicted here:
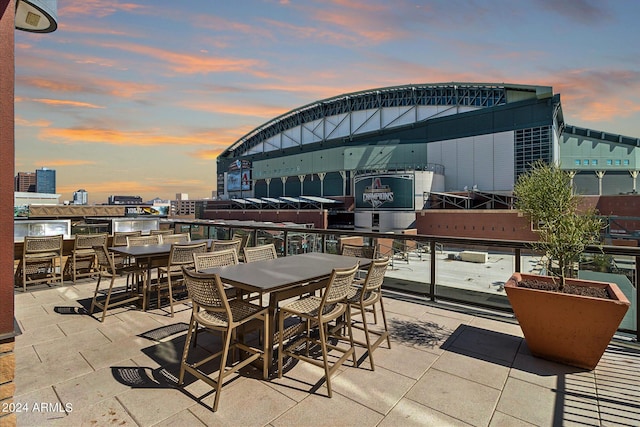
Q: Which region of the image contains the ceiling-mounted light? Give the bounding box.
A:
[15,0,57,33]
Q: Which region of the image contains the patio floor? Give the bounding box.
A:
[12,277,640,427]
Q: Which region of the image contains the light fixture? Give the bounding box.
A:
[15,0,57,33]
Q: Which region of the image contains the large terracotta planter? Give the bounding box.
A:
[505,272,630,370]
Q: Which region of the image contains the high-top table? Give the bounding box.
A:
[109,239,213,310]
[201,251,371,373]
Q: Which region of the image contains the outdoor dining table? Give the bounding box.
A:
[108,239,213,310]
[200,251,372,373]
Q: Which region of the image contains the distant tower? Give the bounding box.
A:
[35,167,56,194]
[73,189,88,205]
[14,172,36,192]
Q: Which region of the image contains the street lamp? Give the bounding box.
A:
[15,0,57,33]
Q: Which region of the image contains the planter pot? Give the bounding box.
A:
[505,272,630,370]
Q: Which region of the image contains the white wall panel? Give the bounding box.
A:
[301,119,323,145]
[472,134,494,190]
[351,109,380,135]
[382,106,414,128]
[492,131,515,191]
[457,137,475,190]
[441,140,459,190]
[325,113,350,140]
[281,125,301,149]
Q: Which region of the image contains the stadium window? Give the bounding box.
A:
[583,160,589,165]
[624,159,630,166]
[615,159,621,166]
[607,159,613,166]
[591,159,597,165]
[574,159,581,166]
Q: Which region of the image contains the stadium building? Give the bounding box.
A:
[215,83,640,232]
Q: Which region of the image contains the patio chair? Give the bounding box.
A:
[340,243,376,259]
[179,267,269,412]
[345,256,391,370]
[126,234,162,246]
[111,230,142,289]
[193,248,239,271]
[210,239,242,257]
[63,233,108,284]
[90,244,145,322]
[243,243,277,263]
[231,232,250,260]
[161,233,191,245]
[157,242,208,316]
[277,263,359,397]
[341,243,378,316]
[16,234,64,292]
[150,229,174,236]
[113,230,142,247]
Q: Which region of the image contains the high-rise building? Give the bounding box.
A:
[73,189,88,205]
[35,167,56,194]
[14,172,36,192]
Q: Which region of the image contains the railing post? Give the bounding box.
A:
[636,256,639,342]
[429,240,436,301]
[283,230,289,256]
[515,248,521,273]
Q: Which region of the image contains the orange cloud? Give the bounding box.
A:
[17,75,162,99]
[180,100,288,119]
[59,0,147,18]
[93,40,266,76]
[189,149,224,160]
[14,116,52,127]
[39,159,98,167]
[32,98,104,109]
[38,126,241,150]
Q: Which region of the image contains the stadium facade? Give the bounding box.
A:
[216,83,640,231]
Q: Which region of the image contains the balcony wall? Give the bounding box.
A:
[415,209,538,240]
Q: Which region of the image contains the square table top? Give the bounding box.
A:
[108,239,212,257]
[200,252,370,293]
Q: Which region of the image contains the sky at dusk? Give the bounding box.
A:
[14,0,640,204]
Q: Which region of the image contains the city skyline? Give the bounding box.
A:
[15,0,640,203]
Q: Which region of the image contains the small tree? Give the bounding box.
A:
[514,160,604,289]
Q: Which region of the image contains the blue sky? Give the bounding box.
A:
[14,0,640,203]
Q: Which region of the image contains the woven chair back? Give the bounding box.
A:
[182,267,231,316]
[341,244,375,259]
[243,244,277,263]
[321,263,359,306]
[210,239,242,255]
[75,233,108,250]
[127,235,161,246]
[168,242,208,267]
[23,235,63,255]
[93,244,116,274]
[362,257,390,292]
[193,249,239,271]
[161,233,190,244]
[113,231,141,246]
[151,229,175,235]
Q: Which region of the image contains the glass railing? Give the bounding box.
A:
[168,219,638,340]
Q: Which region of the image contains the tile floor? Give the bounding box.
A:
[11,278,640,427]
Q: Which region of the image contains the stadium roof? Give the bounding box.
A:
[220,83,553,159]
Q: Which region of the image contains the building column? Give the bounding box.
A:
[339,171,347,197]
[298,174,305,195]
[317,172,326,197]
[595,170,605,195]
[280,176,287,196]
[265,178,271,198]
[630,170,638,193]
[0,1,16,426]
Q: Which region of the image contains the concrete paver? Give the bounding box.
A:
[11,275,640,427]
